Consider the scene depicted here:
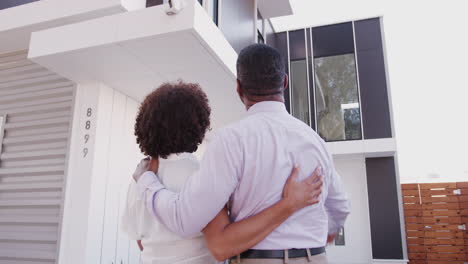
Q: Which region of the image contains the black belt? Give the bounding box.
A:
[232,247,325,259]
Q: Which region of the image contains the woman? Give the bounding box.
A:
[122,81,322,264]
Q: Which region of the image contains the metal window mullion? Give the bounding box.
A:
[352,21,365,140]
[304,29,312,127]
[309,28,318,130]
[286,31,293,113]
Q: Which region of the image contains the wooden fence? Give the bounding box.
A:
[402,182,468,264]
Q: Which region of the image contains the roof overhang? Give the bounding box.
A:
[257,0,293,19]
[29,1,245,129]
[0,0,146,54]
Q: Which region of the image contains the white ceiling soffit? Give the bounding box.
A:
[257,0,293,18]
[29,1,244,129]
[328,138,397,158]
[0,0,145,54]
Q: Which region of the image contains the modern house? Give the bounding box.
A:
[0,1,406,264]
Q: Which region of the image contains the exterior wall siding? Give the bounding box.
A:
[0,50,75,264]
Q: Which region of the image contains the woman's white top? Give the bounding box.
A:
[121,153,217,264]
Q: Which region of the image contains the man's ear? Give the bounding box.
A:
[236,79,244,99]
[283,74,289,91]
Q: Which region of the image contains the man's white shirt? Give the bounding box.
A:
[137,101,351,249]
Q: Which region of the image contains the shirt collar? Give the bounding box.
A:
[162,153,195,162]
[247,101,287,115]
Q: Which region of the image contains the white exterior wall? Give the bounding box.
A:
[60,83,142,264]
[327,157,373,264]
[327,157,408,264]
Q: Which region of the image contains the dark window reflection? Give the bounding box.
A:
[289,30,306,60]
[212,0,219,25]
[274,32,290,113]
[0,0,39,10]
[257,30,265,44]
[257,10,264,35]
[314,54,362,141]
[290,59,310,125]
[288,30,309,125]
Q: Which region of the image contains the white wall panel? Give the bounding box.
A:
[59,83,141,264]
[327,157,373,264]
[0,51,75,264]
[115,98,141,264]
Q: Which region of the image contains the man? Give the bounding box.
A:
[134,44,351,263]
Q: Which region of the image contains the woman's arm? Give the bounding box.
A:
[202,166,323,261]
[137,240,144,251]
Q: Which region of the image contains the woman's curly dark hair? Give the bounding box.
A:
[135,81,211,159]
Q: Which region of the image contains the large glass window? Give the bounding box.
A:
[289,29,310,125]
[314,54,362,141]
[290,60,310,125]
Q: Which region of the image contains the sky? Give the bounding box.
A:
[271,0,468,183]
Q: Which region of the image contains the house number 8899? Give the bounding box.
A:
[83,108,93,157]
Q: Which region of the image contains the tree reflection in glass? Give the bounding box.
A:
[314,54,362,141]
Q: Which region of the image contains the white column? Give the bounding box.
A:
[59,83,142,264]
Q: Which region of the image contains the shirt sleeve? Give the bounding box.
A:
[325,163,351,234]
[136,130,241,238]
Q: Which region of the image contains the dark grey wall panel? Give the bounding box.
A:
[146,0,163,7]
[366,157,403,260]
[289,29,306,60]
[355,18,393,139]
[312,22,354,58]
[355,18,383,51]
[306,28,316,130]
[0,0,39,10]
[218,0,255,53]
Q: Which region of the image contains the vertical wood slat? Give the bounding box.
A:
[458,182,468,264]
[403,182,468,264]
[403,183,426,264]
